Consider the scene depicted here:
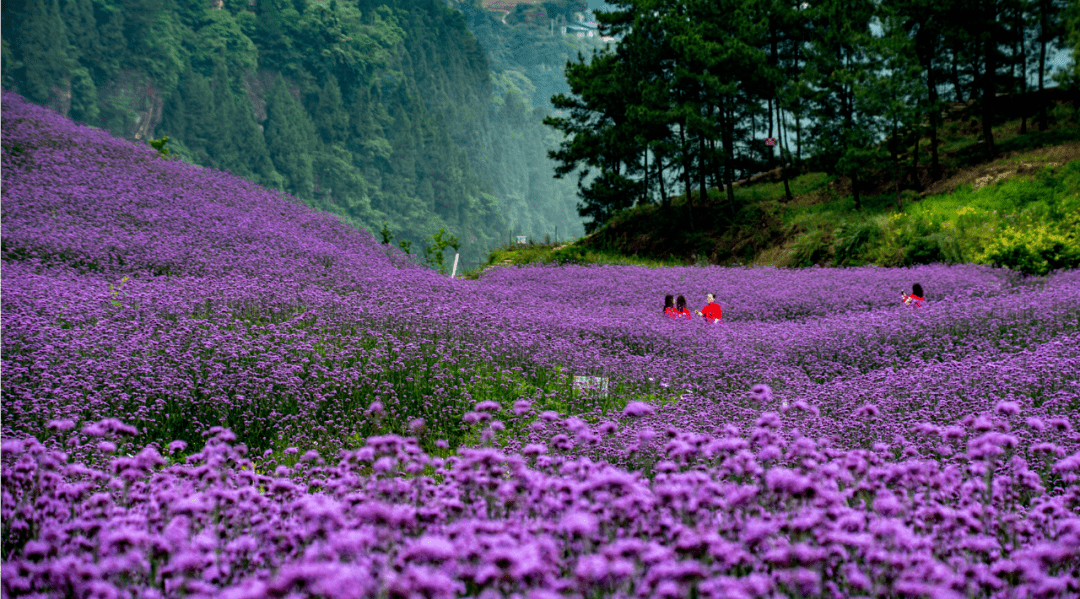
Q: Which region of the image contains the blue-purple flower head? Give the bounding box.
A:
[47,419,76,432]
[622,401,655,418]
[750,384,773,403]
[163,440,186,455]
[855,403,880,419]
[559,511,599,537]
[474,400,502,413]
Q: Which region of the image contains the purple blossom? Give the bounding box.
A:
[623,401,655,418]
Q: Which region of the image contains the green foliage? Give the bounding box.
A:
[149,136,171,158]
[476,240,690,275]
[798,161,1080,270]
[976,223,1080,275]
[379,222,394,245]
[1055,0,1080,90]
[423,228,462,273]
[264,75,315,198]
[833,221,879,266]
[572,116,1080,272]
[68,67,100,124]
[898,222,948,265]
[192,8,258,77]
[539,0,1077,235]
[789,228,833,267]
[2,0,70,103]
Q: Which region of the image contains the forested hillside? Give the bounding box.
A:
[1,0,593,266]
[547,0,1080,231]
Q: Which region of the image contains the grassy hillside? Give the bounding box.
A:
[488,95,1080,276]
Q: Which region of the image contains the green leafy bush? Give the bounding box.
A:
[977,223,1080,275]
[833,221,881,266]
[902,234,946,265]
[788,228,833,267]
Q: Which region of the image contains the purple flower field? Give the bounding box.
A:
[3,92,1080,598]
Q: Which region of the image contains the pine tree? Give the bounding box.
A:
[209,64,253,178]
[802,0,877,209]
[160,67,216,165]
[264,75,315,198]
[3,0,70,103]
[90,0,125,83]
[546,48,642,232]
[312,75,350,146]
[883,0,949,181]
[69,67,100,124]
[63,0,100,69]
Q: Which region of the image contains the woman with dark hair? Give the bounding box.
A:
[664,295,677,317]
[675,295,693,320]
[902,283,925,307]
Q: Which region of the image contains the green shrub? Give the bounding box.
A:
[977,223,1080,275]
[788,228,833,267]
[894,216,944,265]
[551,244,589,263]
[902,234,946,264]
[833,221,881,266]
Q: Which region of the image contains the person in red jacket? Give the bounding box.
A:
[664,294,678,318]
[902,283,925,308]
[675,295,693,320]
[698,293,723,323]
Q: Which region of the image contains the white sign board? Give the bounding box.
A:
[573,376,609,396]
[517,236,528,245]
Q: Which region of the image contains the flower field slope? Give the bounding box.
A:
[3,92,1080,598]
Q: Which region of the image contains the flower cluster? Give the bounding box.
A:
[3,92,1080,597]
[3,416,1079,598]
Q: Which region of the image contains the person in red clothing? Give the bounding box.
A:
[697,293,723,323]
[675,295,693,320]
[902,283,925,308]
[664,294,678,318]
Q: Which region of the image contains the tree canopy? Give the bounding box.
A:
[545,0,1078,232]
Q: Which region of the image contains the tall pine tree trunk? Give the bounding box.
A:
[911,120,921,190]
[1038,0,1049,131]
[928,66,941,181]
[658,153,668,209]
[699,104,712,217]
[777,102,793,201]
[915,25,941,180]
[1016,8,1027,135]
[710,138,722,191]
[680,121,694,230]
[720,97,736,215]
[951,59,964,103]
[893,120,902,210]
[842,78,861,211]
[699,133,708,216]
[643,147,649,205]
[769,23,778,170]
[981,2,997,161]
[795,111,802,162]
[767,97,775,167]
